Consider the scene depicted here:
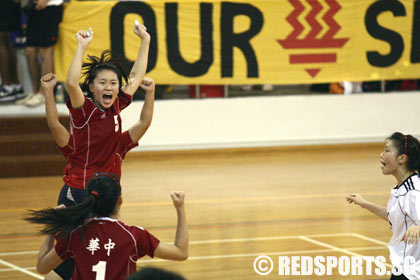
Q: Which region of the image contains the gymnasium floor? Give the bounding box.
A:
[0,144,395,279]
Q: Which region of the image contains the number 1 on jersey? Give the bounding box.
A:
[92,261,106,280]
[114,115,119,132]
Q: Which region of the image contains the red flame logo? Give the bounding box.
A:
[277,0,349,78]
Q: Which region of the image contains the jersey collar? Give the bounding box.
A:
[92,217,118,222]
[393,173,418,190]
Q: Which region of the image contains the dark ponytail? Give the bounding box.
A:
[25,172,121,238]
[387,132,420,173]
[81,50,129,97]
[25,196,96,238]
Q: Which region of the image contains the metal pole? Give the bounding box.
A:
[195,84,200,98]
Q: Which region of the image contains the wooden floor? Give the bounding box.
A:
[0,144,396,279]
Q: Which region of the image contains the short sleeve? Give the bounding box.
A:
[117,91,133,111]
[120,131,139,158]
[58,134,74,158]
[54,236,71,261]
[66,95,97,126]
[404,191,420,224]
[132,227,160,258]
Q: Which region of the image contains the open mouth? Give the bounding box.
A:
[103,94,113,105]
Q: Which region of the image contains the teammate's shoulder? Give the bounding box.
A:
[122,223,147,234]
[113,219,141,232]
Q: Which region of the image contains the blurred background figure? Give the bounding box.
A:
[241,84,273,92]
[329,81,363,95]
[18,0,64,107]
[0,0,24,103]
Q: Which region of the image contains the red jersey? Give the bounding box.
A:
[61,92,138,189]
[55,218,160,280]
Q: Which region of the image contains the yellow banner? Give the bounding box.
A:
[55,0,420,85]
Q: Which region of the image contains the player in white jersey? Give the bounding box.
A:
[346,132,420,280]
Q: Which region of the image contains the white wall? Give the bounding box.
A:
[3,92,419,151]
[120,92,420,151]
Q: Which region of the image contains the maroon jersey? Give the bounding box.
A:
[61,92,138,189]
[55,218,160,280]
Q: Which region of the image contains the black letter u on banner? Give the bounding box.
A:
[166,3,214,77]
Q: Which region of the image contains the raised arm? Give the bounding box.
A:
[128,77,155,143]
[346,193,388,220]
[41,73,70,148]
[66,29,93,109]
[122,23,150,96]
[154,191,189,261]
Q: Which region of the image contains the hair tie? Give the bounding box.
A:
[91,191,99,198]
[91,64,99,74]
[95,172,121,195]
[405,135,408,155]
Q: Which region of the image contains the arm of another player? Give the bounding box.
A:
[345,193,388,220]
[401,191,420,244]
[34,0,48,10]
[36,235,63,274]
[36,205,66,274]
[402,225,420,244]
[66,29,93,109]
[41,73,70,148]
[128,77,155,143]
[154,191,189,261]
[122,23,150,96]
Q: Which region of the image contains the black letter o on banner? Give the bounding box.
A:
[110,2,157,73]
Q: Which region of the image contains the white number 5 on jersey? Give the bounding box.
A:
[114,115,119,132]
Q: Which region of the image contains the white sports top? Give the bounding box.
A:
[387,174,420,280]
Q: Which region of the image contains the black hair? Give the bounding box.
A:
[126,267,186,280]
[81,50,129,98]
[25,172,121,238]
[387,132,420,173]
